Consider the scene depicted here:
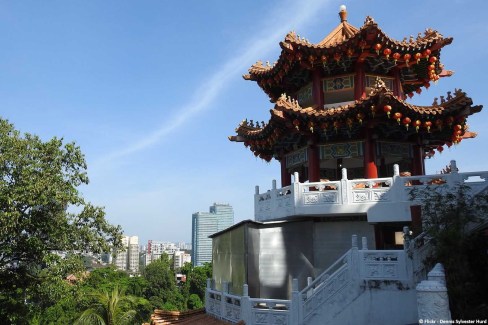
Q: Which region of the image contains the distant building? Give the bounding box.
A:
[173,250,191,270]
[114,235,139,273]
[192,203,234,266]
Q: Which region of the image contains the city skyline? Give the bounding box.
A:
[1,1,487,244]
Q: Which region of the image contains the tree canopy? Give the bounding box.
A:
[0,119,123,323]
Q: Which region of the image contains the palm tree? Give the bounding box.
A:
[74,285,136,325]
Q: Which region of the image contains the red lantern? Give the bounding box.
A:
[383,105,392,117]
[446,141,452,148]
[402,117,411,130]
[393,112,402,124]
[454,124,462,131]
[437,145,444,153]
[347,48,354,58]
[308,121,315,133]
[392,52,401,63]
[416,88,422,94]
[346,117,353,129]
[407,92,414,98]
[359,40,367,51]
[445,116,454,126]
[334,52,341,62]
[321,55,328,64]
[320,121,329,130]
[383,48,391,59]
[414,52,422,63]
[374,43,382,55]
[333,120,341,132]
[296,52,303,61]
[357,112,365,124]
[413,120,422,132]
[428,64,436,71]
[370,105,376,117]
[403,53,411,65]
[423,49,431,58]
[424,121,432,133]
[424,82,431,89]
[429,56,437,63]
[435,119,443,130]
[293,119,300,130]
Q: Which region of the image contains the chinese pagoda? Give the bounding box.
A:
[206,6,485,325]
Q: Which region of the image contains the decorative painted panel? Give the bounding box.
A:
[323,75,354,92]
[365,75,394,90]
[378,141,412,158]
[285,148,307,168]
[320,142,363,159]
[297,84,313,107]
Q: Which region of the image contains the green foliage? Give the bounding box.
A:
[74,285,136,325]
[0,119,123,323]
[412,184,488,319]
[187,294,203,310]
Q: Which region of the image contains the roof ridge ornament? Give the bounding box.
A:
[339,5,347,22]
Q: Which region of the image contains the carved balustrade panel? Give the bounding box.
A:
[359,251,406,280]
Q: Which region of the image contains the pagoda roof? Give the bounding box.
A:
[244,9,453,101]
[229,81,481,161]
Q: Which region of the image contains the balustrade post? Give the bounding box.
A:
[361,236,368,250]
[352,234,358,248]
[255,185,259,195]
[220,281,228,319]
[403,226,411,250]
[341,168,349,204]
[416,264,451,323]
[290,278,300,325]
[272,179,277,190]
[240,284,251,324]
[351,235,360,283]
[428,263,446,285]
[393,164,400,177]
[205,278,211,313]
[293,172,299,184]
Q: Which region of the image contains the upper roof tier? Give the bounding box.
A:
[244,7,453,101]
[229,80,481,161]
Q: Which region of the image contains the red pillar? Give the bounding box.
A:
[412,145,425,176]
[307,142,320,182]
[363,127,378,178]
[312,68,324,108]
[354,62,365,100]
[280,158,291,187]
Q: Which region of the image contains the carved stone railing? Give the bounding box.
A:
[206,235,426,324]
[255,161,488,222]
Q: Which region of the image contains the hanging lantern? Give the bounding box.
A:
[424,121,432,133]
[383,48,391,59]
[402,117,411,130]
[435,119,443,131]
[429,56,437,63]
[359,40,367,51]
[334,52,341,62]
[437,145,444,153]
[424,82,431,89]
[383,105,392,118]
[293,119,300,130]
[423,49,431,58]
[454,129,462,136]
[308,121,315,133]
[454,124,462,131]
[392,52,401,63]
[254,151,260,157]
[333,120,341,133]
[413,120,422,132]
[404,53,411,66]
[308,55,316,66]
[445,116,454,126]
[429,149,435,157]
[357,112,365,125]
[393,112,402,124]
[320,121,329,130]
[414,52,422,63]
[416,88,422,94]
[371,105,377,117]
[446,141,452,148]
[296,52,303,61]
[407,92,414,98]
[374,43,382,55]
[346,117,353,129]
[321,55,328,66]
[347,48,354,58]
[428,64,436,71]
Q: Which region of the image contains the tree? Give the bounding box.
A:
[0,119,123,323]
[74,286,136,325]
[411,184,488,319]
[143,253,185,310]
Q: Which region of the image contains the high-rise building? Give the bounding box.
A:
[192,203,234,266]
[173,250,191,270]
[114,235,139,273]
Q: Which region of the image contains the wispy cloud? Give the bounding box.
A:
[95,0,334,166]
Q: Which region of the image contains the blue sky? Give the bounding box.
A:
[1,0,487,245]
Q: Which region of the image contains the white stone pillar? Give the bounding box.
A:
[416,264,451,324]
[240,284,251,324]
[361,236,368,250]
[290,278,300,325]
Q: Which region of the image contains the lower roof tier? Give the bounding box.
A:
[229,82,482,161]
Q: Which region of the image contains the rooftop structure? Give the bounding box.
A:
[207,6,486,325]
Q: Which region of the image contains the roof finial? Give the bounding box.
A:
[339,5,347,22]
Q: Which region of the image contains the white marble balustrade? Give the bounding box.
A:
[254,161,488,222]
